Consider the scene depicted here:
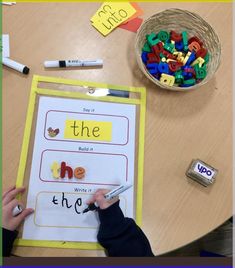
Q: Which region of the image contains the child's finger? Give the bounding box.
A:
[16,208,34,223]
[5,199,19,213]
[2,186,16,200]
[6,199,24,211]
[96,189,110,195]
[95,193,106,203]
[94,189,110,199]
[86,195,96,205]
[95,192,119,209]
[86,189,109,205]
[2,187,26,206]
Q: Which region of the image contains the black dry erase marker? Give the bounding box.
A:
[82,184,132,214]
[82,203,98,214]
[12,205,23,217]
[3,57,30,74]
[44,59,103,68]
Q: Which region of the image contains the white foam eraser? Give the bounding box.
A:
[2,34,10,58]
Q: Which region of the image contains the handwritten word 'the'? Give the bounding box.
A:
[51,162,86,180]
[52,192,82,214]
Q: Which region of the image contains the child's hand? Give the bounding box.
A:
[87,189,119,210]
[2,186,34,231]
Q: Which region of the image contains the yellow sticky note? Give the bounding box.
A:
[64,120,112,141]
[91,2,137,36]
[92,22,110,36]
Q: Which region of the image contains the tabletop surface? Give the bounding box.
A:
[3,2,232,257]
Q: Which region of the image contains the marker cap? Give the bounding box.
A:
[23,66,30,74]
[12,205,23,217]
[44,61,60,68]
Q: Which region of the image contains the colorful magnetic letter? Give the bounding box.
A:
[160,73,175,86]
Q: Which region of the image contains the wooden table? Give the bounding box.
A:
[3,2,232,257]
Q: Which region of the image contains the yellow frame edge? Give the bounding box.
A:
[15,238,103,250]
[4,1,234,3]
[15,74,146,250]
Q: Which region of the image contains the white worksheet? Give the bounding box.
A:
[22,96,136,242]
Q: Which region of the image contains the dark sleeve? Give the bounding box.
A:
[2,228,18,257]
[97,201,154,257]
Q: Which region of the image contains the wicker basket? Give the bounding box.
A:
[135,9,221,91]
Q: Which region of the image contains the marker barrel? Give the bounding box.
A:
[104,184,132,200]
[44,59,103,68]
[3,57,30,74]
[82,184,132,213]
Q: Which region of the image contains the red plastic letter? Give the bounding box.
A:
[60,162,73,179]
